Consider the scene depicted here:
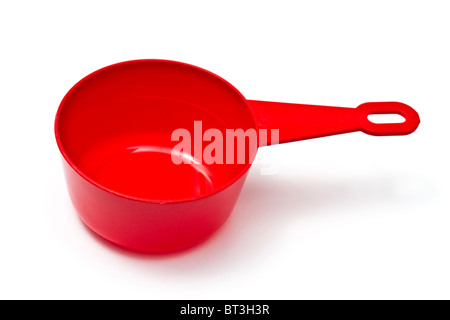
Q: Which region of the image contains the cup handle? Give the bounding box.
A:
[246,100,420,146]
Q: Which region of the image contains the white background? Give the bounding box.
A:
[1,1,449,299]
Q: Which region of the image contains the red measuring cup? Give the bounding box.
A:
[55,60,420,252]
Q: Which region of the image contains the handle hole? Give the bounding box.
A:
[367,113,406,124]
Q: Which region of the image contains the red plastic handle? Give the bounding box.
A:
[247,100,420,146]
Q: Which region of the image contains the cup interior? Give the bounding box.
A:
[56,60,257,202]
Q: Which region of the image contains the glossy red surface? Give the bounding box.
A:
[62,156,248,252]
[55,59,420,252]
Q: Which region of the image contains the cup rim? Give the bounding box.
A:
[54,59,257,204]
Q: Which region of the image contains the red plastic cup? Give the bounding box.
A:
[55,60,420,252]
